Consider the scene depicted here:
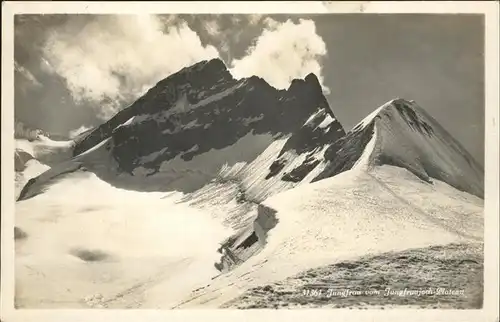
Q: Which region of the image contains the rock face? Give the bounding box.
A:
[73,58,346,193]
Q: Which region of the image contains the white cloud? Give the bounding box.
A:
[42,15,220,117]
[68,125,93,139]
[262,17,280,29]
[39,15,330,125]
[230,19,329,93]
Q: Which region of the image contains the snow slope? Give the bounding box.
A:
[15,171,232,309]
[16,135,74,167]
[173,159,483,309]
[14,58,483,309]
[14,136,74,199]
[14,158,50,200]
[171,99,484,308]
[222,243,484,309]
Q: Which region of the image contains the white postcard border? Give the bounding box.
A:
[1,2,498,322]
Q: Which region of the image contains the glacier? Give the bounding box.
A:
[13,59,484,309]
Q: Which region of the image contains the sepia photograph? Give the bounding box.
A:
[2,1,499,321]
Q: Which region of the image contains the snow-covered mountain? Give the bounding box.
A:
[175,98,484,308]
[69,58,345,193]
[14,121,74,199]
[314,98,484,198]
[14,58,484,309]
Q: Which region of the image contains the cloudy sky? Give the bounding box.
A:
[14,14,484,165]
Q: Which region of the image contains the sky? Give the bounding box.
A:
[14,14,484,165]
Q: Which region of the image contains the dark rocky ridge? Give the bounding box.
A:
[73,58,346,193]
[73,59,235,155]
[313,121,375,182]
[266,107,344,183]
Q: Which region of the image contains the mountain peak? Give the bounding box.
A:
[389,97,412,104]
[206,57,227,69]
[190,57,229,75]
[382,97,416,110]
[380,98,437,137]
[351,97,419,132]
[304,72,321,87]
[178,57,227,71]
[287,73,323,92]
[152,57,233,91]
[315,96,484,198]
[72,58,344,191]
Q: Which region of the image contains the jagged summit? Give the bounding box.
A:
[167,57,228,75]
[155,57,326,97]
[155,58,233,89]
[74,58,332,157]
[288,72,321,90]
[63,58,346,195]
